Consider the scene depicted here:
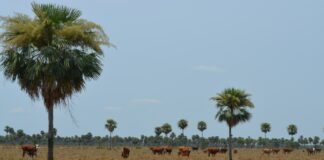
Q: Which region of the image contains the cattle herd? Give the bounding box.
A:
[20,144,322,159]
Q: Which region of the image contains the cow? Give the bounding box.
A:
[163,147,172,155]
[305,148,315,155]
[21,144,39,158]
[219,148,227,153]
[178,146,191,157]
[262,149,272,155]
[282,148,293,154]
[191,146,199,151]
[149,147,164,155]
[204,147,219,157]
[315,148,321,153]
[271,148,280,154]
[233,149,238,154]
[121,147,130,158]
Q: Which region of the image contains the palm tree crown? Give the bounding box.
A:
[105,119,117,133]
[287,124,297,137]
[178,119,188,135]
[261,123,271,138]
[197,121,207,137]
[161,123,172,137]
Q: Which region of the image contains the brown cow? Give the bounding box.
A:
[219,148,227,153]
[282,148,293,154]
[150,147,164,155]
[204,147,219,157]
[178,146,191,157]
[233,149,238,154]
[262,149,272,155]
[271,148,280,154]
[163,147,172,155]
[121,147,130,158]
[21,144,39,158]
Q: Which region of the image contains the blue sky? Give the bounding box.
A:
[1,0,324,139]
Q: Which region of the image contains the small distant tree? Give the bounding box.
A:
[161,123,172,137]
[287,124,297,139]
[178,119,188,135]
[313,136,320,147]
[260,123,271,138]
[197,121,207,138]
[105,119,117,149]
[4,126,10,137]
[155,127,162,137]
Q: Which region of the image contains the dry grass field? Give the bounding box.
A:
[1,145,323,160]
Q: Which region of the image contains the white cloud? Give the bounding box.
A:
[9,107,24,113]
[131,98,161,105]
[193,65,225,73]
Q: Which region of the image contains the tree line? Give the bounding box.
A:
[1,124,323,149]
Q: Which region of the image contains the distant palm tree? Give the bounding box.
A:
[4,126,10,137]
[261,123,271,138]
[0,3,111,160]
[161,123,172,137]
[105,119,117,149]
[197,121,207,137]
[178,119,188,135]
[287,124,297,139]
[155,127,162,137]
[211,88,254,160]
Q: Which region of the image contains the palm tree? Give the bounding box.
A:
[261,123,271,138]
[105,119,117,149]
[161,123,172,137]
[178,119,188,135]
[4,126,10,137]
[155,127,162,137]
[287,124,297,139]
[197,121,207,137]
[0,3,111,160]
[211,88,254,160]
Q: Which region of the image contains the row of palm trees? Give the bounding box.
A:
[153,120,207,137]
[261,123,298,139]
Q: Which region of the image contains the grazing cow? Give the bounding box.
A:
[204,147,219,157]
[178,146,191,157]
[219,148,227,153]
[305,148,315,155]
[150,147,164,155]
[282,148,293,154]
[271,148,280,154]
[21,144,39,158]
[262,149,272,155]
[163,147,172,155]
[315,148,321,153]
[121,147,130,158]
[191,146,199,151]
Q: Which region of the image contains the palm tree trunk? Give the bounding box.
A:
[201,131,203,138]
[228,126,233,160]
[109,132,112,149]
[47,106,54,160]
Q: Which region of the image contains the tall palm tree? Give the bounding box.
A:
[287,124,297,139]
[197,121,207,137]
[105,119,117,149]
[155,127,162,137]
[261,123,271,138]
[211,88,254,160]
[0,3,111,160]
[161,123,172,137]
[178,119,188,135]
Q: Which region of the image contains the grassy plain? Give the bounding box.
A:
[1,145,323,160]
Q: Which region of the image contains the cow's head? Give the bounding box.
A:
[35,144,39,149]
